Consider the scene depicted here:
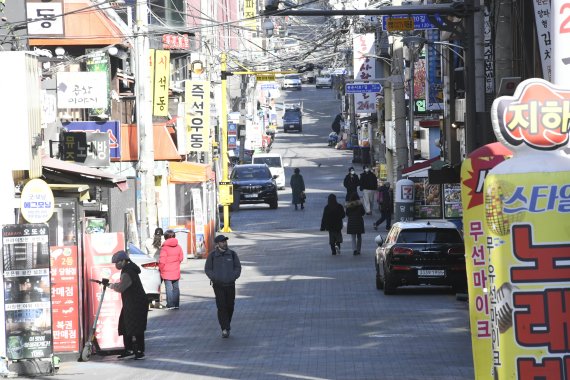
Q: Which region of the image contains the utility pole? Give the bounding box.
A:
[220,53,232,232]
[393,40,407,180]
[134,0,156,244]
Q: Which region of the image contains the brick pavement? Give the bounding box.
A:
[49,88,474,380]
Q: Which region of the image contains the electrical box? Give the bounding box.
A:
[219,183,234,205]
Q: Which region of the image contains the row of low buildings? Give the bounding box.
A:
[0,0,267,372]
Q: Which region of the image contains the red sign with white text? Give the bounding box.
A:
[83,233,124,351]
[50,246,80,352]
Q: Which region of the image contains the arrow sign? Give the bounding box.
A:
[345,83,382,94]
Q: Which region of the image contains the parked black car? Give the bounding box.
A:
[230,164,278,210]
[374,220,466,295]
[283,107,302,133]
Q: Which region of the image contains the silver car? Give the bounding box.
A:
[127,243,162,305]
[282,74,302,90]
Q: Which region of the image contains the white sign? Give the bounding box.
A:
[185,80,211,153]
[26,0,64,36]
[20,179,55,223]
[56,72,108,109]
[533,0,552,82]
[353,33,377,114]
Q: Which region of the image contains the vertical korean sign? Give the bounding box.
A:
[25,0,64,36]
[353,33,377,114]
[243,0,257,30]
[191,188,206,256]
[484,78,570,379]
[50,246,79,352]
[185,80,211,152]
[460,142,511,380]
[153,50,170,116]
[2,224,53,360]
[85,49,111,117]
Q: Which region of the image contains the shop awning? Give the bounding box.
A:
[29,0,126,46]
[168,162,215,183]
[48,184,91,201]
[402,156,440,178]
[120,122,182,161]
[42,156,129,191]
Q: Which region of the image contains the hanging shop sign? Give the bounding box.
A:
[61,131,110,167]
[56,72,107,109]
[185,80,211,153]
[63,121,121,160]
[153,50,170,117]
[162,34,190,50]
[2,224,53,360]
[26,0,64,36]
[20,179,54,224]
[353,33,377,114]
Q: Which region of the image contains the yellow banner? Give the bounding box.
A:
[185,80,210,153]
[243,0,257,30]
[149,49,155,101]
[460,143,510,380]
[483,168,570,379]
[153,50,170,116]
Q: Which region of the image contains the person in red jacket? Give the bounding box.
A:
[158,230,184,310]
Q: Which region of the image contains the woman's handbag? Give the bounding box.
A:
[300,191,306,201]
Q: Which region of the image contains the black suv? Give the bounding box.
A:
[374,220,466,295]
[283,108,302,133]
[230,164,278,210]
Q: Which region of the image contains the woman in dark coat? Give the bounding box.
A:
[345,192,365,255]
[110,250,148,360]
[320,194,346,255]
[290,168,306,210]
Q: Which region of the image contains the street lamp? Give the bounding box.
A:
[263,18,274,38]
[402,35,425,167]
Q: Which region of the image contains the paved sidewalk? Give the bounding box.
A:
[49,87,473,380]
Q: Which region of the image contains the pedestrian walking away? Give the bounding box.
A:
[343,167,360,201]
[359,166,378,215]
[204,235,242,338]
[374,182,393,231]
[109,250,148,360]
[159,229,184,310]
[320,193,346,255]
[144,227,164,260]
[345,192,365,255]
[290,167,306,210]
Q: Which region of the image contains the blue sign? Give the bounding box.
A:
[345,83,382,94]
[64,121,121,159]
[228,135,237,149]
[381,14,442,31]
[261,83,279,90]
[228,122,237,136]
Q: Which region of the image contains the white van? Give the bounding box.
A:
[252,153,286,189]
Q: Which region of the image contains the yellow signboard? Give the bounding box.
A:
[256,74,275,82]
[185,80,210,153]
[386,17,414,32]
[153,50,170,116]
[243,0,257,30]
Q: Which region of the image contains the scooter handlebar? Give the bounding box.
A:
[90,278,110,286]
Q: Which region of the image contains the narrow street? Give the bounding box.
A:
[53,85,474,380]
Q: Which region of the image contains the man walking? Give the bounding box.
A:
[204,235,242,338]
[343,167,360,201]
[373,182,393,231]
[359,166,378,215]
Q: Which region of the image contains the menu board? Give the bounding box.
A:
[443,183,463,218]
[50,246,79,352]
[413,179,442,218]
[2,224,53,360]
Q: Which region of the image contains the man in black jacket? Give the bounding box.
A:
[204,235,242,338]
[110,250,148,360]
[320,194,346,255]
[343,167,360,201]
[359,166,378,215]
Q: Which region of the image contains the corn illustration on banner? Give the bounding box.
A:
[460,143,511,380]
[483,78,570,379]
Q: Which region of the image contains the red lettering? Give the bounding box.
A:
[517,356,563,380]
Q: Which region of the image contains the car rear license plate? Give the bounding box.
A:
[418,269,445,277]
[244,194,258,198]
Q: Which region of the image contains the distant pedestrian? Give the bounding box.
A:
[343,167,360,201]
[331,113,343,135]
[159,230,184,310]
[374,182,393,231]
[345,192,365,255]
[144,227,164,260]
[290,168,306,210]
[359,166,378,215]
[204,235,242,338]
[109,250,148,360]
[320,194,346,255]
